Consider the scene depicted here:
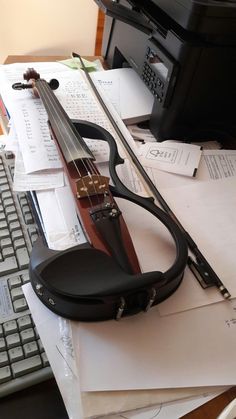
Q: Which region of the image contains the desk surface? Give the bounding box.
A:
[2,54,236,419]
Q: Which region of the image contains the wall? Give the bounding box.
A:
[0,0,98,63]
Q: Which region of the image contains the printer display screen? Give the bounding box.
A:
[148,53,168,80]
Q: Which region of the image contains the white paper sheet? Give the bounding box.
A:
[83,137,110,163]
[23,283,229,419]
[106,392,224,419]
[91,68,154,124]
[138,141,202,176]
[75,298,236,392]
[159,176,236,309]
[141,149,236,193]
[201,149,236,179]
[36,184,87,250]
[13,149,64,191]
[23,283,83,419]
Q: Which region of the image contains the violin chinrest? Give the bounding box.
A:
[29,238,181,321]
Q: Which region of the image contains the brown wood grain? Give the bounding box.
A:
[181,387,236,418]
[95,9,105,55]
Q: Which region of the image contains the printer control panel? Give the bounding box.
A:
[141,39,178,108]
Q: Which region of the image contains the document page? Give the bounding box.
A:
[75,297,236,391]
[137,141,202,176]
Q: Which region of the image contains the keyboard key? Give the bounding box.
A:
[11,286,24,301]
[41,352,50,367]
[8,275,22,289]
[0,351,8,367]
[0,338,6,351]
[19,198,28,207]
[13,297,28,313]
[1,191,12,200]
[18,192,27,201]
[0,178,8,186]
[8,346,24,363]
[37,339,44,353]
[17,315,32,331]
[0,228,10,240]
[13,238,26,250]
[0,256,18,275]
[28,226,37,236]
[16,247,29,269]
[7,213,18,223]
[0,220,8,229]
[0,365,12,383]
[23,341,39,358]
[3,320,18,335]
[3,198,14,207]
[5,205,16,215]
[1,185,10,192]
[20,328,35,344]
[12,230,23,241]
[22,205,31,215]
[9,221,21,232]
[34,327,39,339]
[21,273,30,284]
[24,214,34,224]
[2,246,15,258]
[1,238,12,249]
[6,333,21,349]
[12,355,42,378]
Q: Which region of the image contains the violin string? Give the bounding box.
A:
[38,80,96,181]
[43,79,104,203]
[38,79,102,203]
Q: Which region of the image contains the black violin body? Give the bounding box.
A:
[29,119,188,321]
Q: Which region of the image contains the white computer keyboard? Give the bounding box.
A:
[0,151,53,397]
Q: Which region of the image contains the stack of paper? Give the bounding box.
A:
[91,67,154,124]
[1,60,236,419]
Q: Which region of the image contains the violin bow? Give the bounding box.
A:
[71,52,231,300]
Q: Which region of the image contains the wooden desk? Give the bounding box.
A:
[2,55,236,419]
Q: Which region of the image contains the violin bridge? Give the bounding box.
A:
[76,174,110,198]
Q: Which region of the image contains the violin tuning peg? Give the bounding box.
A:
[49,79,59,90]
[12,82,33,90]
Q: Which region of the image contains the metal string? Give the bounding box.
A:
[37,78,102,203]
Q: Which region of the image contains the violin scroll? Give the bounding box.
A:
[23,68,40,82]
[12,67,59,91]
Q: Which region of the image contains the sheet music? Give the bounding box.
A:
[0,63,136,175]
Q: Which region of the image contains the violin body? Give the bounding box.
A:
[13,69,188,321]
[29,119,188,321]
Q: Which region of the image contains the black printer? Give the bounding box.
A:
[94,0,236,145]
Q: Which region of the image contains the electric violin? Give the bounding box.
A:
[13,68,188,321]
